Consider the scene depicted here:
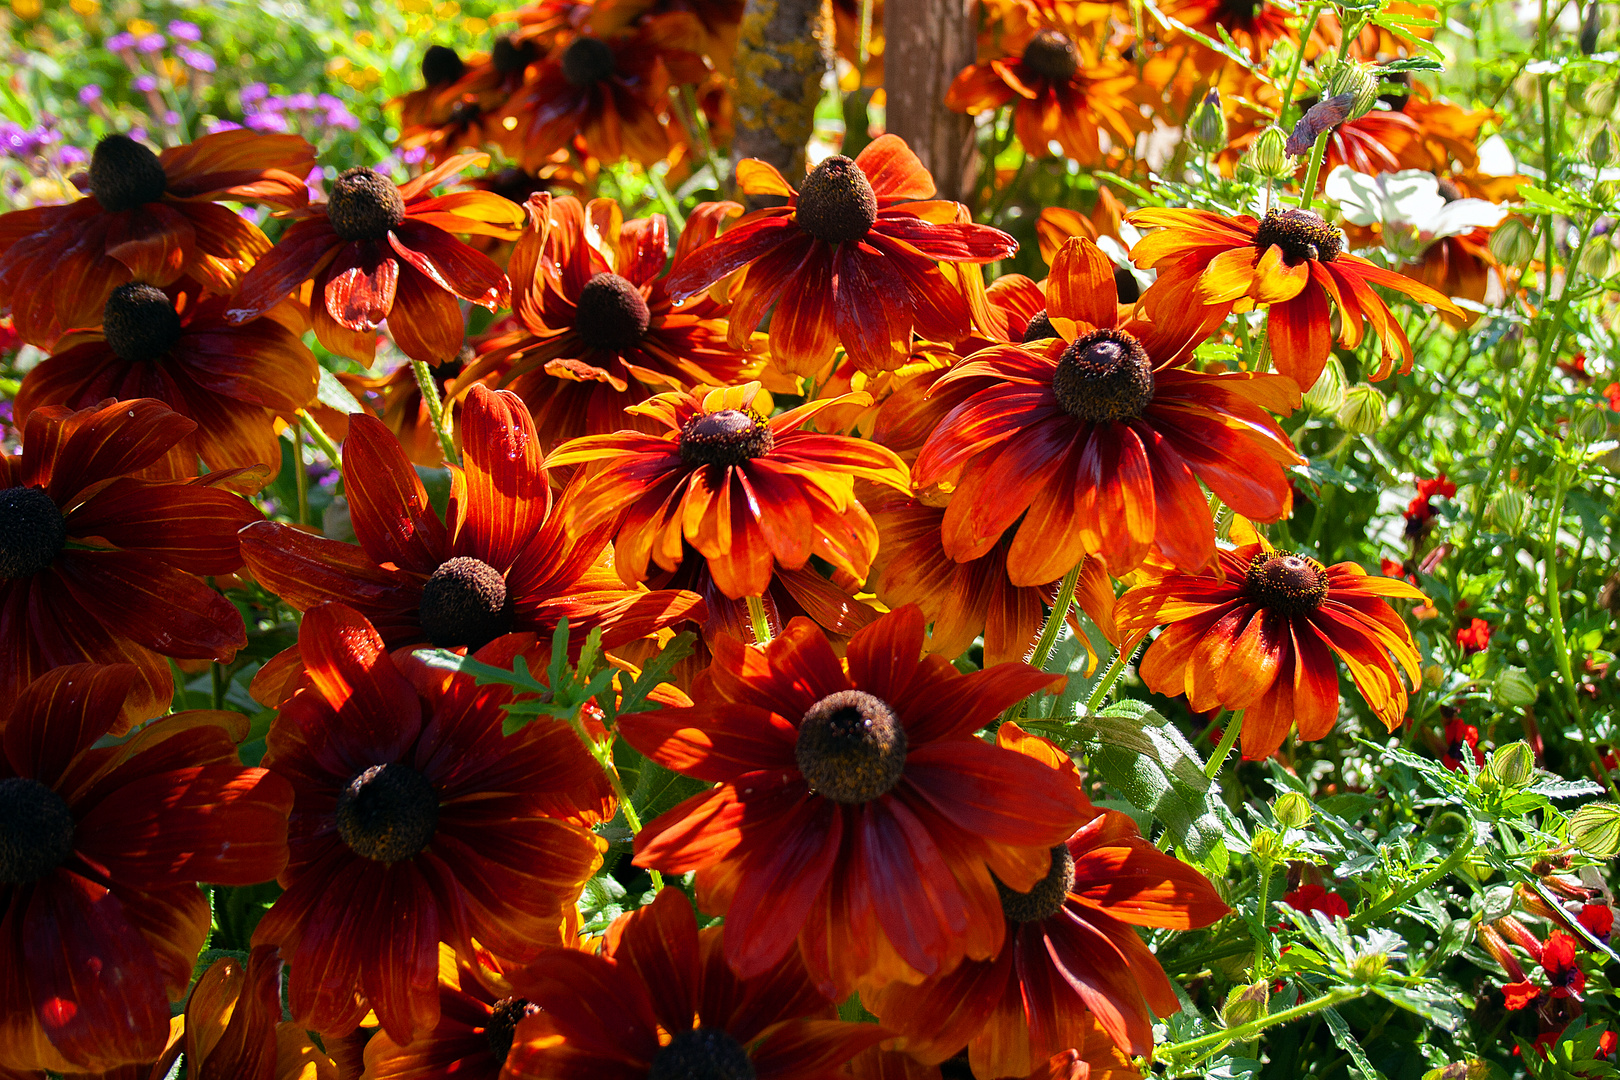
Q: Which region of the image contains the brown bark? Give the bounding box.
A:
[883,0,977,201]
[731,0,833,187]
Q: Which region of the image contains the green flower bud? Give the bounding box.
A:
[1350,950,1389,981]
[1326,59,1380,122]
[1590,80,1620,118]
[1336,384,1387,435]
[1487,741,1537,789]
[1580,233,1614,279]
[1222,982,1270,1028]
[1250,827,1282,865]
[1242,126,1299,181]
[1568,403,1611,448]
[1274,791,1314,829]
[1569,802,1620,857]
[1489,217,1537,266]
[1189,89,1229,153]
[1487,485,1529,535]
[1491,667,1538,708]
[1582,2,1603,55]
[1592,125,1615,169]
[1303,355,1348,415]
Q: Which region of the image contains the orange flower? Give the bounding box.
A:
[503,889,887,1080]
[914,237,1302,578]
[226,154,524,364]
[620,606,1090,996]
[252,603,613,1044]
[0,130,313,348]
[663,135,1018,375]
[869,726,1228,1067]
[1130,206,1462,389]
[468,195,752,448]
[945,6,1151,164]
[17,285,318,477]
[0,398,261,719]
[398,38,540,165]
[240,385,703,704]
[1157,0,1340,62]
[867,495,1119,668]
[1114,539,1426,759]
[0,663,291,1073]
[497,28,677,171]
[546,381,910,599]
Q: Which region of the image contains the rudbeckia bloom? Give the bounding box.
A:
[620,606,1090,996]
[546,381,911,600]
[17,284,319,477]
[662,135,1018,375]
[226,154,525,364]
[0,663,292,1073]
[498,28,676,170]
[251,603,613,1044]
[913,237,1303,579]
[1114,538,1426,759]
[1158,0,1339,61]
[502,886,888,1080]
[1129,206,1461,389]
[944,8,1151,164]
[240,385,703,704]
[869,727,1228,1067]
[0,129,313,348]
[399,38,540,166]
[0,397,260,719]
[468,195,752,449]
[867,495,1118,668]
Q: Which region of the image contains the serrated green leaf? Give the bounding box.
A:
[1323,1006,1388,1080]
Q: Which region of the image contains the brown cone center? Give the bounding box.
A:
[1244,552,1330,615]
[1021,29,1080,81]
[486,997,541,1064]
[493,36,539,75]
[335,763,439,863]
[995,843,1075,923]
[794,156,879,245]
[419,556,512,650]
[0,486,67,581]
[795,689,907,803]
[561,36,617,86]
[1022,310,1059,343]
[89,134,168,212]
[102,282,183,362]
[678,410,774,468]
[575,272,652,353]
[647,1027,756,1080]
[1051,328,1155,424]
[1254,208,1342,263]
[421,44,466,86]
[327,167,407,242]
[0,777,75,884]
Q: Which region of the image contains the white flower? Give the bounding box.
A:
[1325,167,1508,260]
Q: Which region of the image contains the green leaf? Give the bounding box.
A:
[315,367,366,414]
[1569,802,1620,857]
[605,631,699,724]
[1369,983,1466,1030]
[1375,57,1445,73]
[1322,1006,1388,1080]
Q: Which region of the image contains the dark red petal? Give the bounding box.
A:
[452,385,550,569]
[342,414,449,573]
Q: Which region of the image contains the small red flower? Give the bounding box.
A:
[1541,931,1587,999]
[1440,715,1484,770]
[1456,617,1492,654]
[1502,981,1541,1010]
[1579,903,1615,943]
[1415,475,1457,500]
[1603,382,1620,412]
[1283,883,1350,919]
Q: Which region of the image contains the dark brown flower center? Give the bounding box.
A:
[0,777,75,884]
[647,1027,756,1080]
[0,486,67,581]
[576,272,652,353]
[326,167,407,243]
[486,996,541,1065]
[1436,178,1461,203]
[561,36,617,87]
[678,410,774,468]
[1244,552,1330,615]
[493,36,539,75]
[1218,0,1267,25]
[102,282,183,362]
[419,556,512,650]
[1021,29,1079,81]
[794,155,878,245]
[1022,310,1059,343]
[421,44,466,86]
[795,689,907,804]
[89,134,168,213]
[335,762,439,862]
[1254,208,1341,263]
[995,843,1075,923]
[1051,328,1155,424]
[1114,265,1141,304]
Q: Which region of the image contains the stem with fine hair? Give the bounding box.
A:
[561,706,663,893]
[1205,712,1244,778]
[1273,2,1323,127]
[1005,561,1084,722]
[1160,987,1366,1065]
[746,595,773,645]
[1296,129,1331,211]
[411,359,459,466]
[1084,645,1134,714]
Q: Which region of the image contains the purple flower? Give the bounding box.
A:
[78,85,103,105]
[106,31,136,51]
[59,146,88,167]
[207,119,245,132]
[167,20,202,41]
[137,33,167,53]
[287,93,316,111]
[134,74,160,93]
[163,110,181,126]
[179,47,216,72]
[241,82,269,104]
[401,145,427,165]
[246,111,287,132]
[326,108,360,131]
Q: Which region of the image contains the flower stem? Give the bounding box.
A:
[296,408,343,471]
[1006,561,1084,722]
[746,595,773,645]
[1084,645,1133,714]
[1296,129,1331,212]
[1205,712,1244,778]
[1274,3,1322,127]
[410,358,459,466]
[645,166,686,233]
[291,419,310,527]
[1350,830,1475,926]
[1160,986,1365,1065]
[561,706,663,893]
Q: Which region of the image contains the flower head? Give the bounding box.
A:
[1456,617,1492,654]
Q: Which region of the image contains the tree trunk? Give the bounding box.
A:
[883,0,977,202]
[731,0,833,188]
